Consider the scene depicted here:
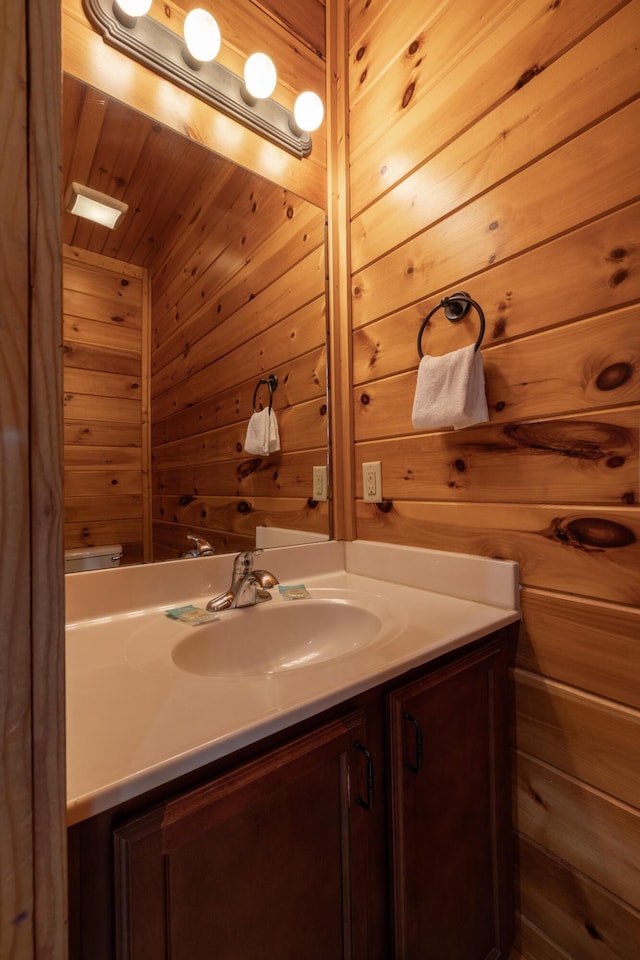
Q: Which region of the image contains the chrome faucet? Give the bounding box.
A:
[182,534,216,558]
[206,550,279,611]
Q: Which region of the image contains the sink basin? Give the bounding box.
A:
[124,588,407,679]
[172,597,387,677]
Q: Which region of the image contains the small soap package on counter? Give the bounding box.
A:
[278,584,312,601]
[165,605,219,625]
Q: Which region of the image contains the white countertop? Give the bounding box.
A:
[65,540,520,825]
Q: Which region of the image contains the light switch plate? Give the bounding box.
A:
[362,461,382,503]
[313,465,328,501]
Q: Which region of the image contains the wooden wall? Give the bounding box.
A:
[1,0,66,955]
[346,0,640,956]
[150,177,329,558]
[63,246,150,564]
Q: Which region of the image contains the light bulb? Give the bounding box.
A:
[113,0,152,21]
[293,91,324,132]
[183,9,221,63]
[244,53,277,100]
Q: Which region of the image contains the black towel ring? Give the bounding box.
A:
[253,373,278,412]
[417,292,485,359]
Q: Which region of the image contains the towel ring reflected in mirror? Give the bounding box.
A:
[253,373,278,412]
[417,292,486,358]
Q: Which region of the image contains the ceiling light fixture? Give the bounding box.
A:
[64,182,129,229]
[82,0,322,157]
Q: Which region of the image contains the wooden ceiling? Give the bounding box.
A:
[62,74,283,271]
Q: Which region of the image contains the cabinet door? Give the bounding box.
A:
[388,639,512,960]
[114,711,375,960]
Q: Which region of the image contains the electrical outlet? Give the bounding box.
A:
[362,461,382,503]
[313,465,328,501]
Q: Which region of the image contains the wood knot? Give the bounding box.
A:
[402,82,415,108]
[307,497,319,509]
[609,268,628,287]
[237,501,251,514]
[596,362,633,391]
[493,318,507,338]
[286,206,294,219]
[356,45,366,61]
[360,393,370,405]
[556,517,636,549]
[178,494,195,506]
[375,500,393,513]
[515,65,541,90]
[585,922,603,941]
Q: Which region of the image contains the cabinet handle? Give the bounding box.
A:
[403,712,423,775]
[354,740,375,811]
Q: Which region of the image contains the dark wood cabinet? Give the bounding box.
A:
[68,629,514,960]
[113,712,373,960]
[388,641,513,959]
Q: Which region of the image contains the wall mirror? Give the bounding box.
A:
[62,74,330,567]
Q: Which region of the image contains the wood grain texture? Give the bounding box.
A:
[348,0,627,214]
[515,916,585,960]
[352,202,640,372]
[149,181,329,557]
[513,669,640,809]
[516,589,640,710]
[63,247,149,562]
[354,307,640,442]
[351,99,640,329]
[1,2,35,952]
[1,0,66,956]
[516,835,640,960]
[355,408,638,505]
[355,500,640,604]
[515,752,640,912]
[350,4,640,271]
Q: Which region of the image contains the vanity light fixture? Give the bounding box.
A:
[243,53,277,102]
[113,0,152,26]
[83,0,322,157]
[183,8,221,66]
[292,91,324,134]
[64,182,128,229]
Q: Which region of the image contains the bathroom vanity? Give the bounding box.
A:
[66,541,520,959]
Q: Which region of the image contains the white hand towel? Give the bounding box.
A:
[244,408,281,455]
[411,343,489,431]
[244,408,270,455]
[268,408,280,452]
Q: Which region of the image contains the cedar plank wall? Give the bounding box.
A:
[347,1,640,958]
[149,179,330,559]
[62,247,148,564]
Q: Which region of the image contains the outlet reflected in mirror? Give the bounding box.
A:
[62,75,330,568]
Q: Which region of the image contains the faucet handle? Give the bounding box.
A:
[185,534,215,556]
[233,550,255,575]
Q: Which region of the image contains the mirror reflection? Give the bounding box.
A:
[62,75,330,568]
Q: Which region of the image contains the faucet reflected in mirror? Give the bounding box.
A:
[62,75,330,569]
